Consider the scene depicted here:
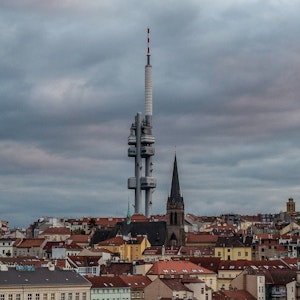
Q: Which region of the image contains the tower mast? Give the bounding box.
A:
[128,28,156,217]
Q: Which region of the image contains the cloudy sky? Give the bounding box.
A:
[1,0,300,228]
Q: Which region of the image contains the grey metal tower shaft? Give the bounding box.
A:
[127,28,156,217]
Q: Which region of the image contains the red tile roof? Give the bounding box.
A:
[186,233,218,244]
[41,227,71,235]
[93,217,125,227]
[160,278,192,292]
[87,275,128,288]
[180,246,215,256]
[97,236,125,246]
[101,262,133,275]
[119,275,152,288]
[143,246,180,256]
[69,235,90,243]
[214,290,256,300]
[147,260,215,276]
[15,238,45,248]
[184,257,221,273]
[68,256,101,268]
[0,256,45,267]
[131,214,150,222]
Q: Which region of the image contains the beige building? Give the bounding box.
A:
[231,269,266,300]
[95,235,151,263]
[0,266,91,300]
[146,260,217,292]
[13,239,47,258]
[214,236,252,261]
[144,277,212,300]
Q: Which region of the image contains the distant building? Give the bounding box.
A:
[287,198,296,215]
[144,277,212,300]
[14,238,47,258]
[0,238,15,257]
[95,235,151,263]
[146,260,217,291]
[214,236,252,261]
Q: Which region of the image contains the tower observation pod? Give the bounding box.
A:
[128,28,156,217]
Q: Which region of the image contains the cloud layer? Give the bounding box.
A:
[1,0,300,227]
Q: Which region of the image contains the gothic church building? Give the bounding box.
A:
[165,155,185,246]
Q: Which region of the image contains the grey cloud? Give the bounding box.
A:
[1,0,300,227]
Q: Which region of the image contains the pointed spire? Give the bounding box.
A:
[169,154,183,203]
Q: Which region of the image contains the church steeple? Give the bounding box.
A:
[169,154,183,203]
[165,155,185,247]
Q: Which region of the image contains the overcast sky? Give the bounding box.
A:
[1,0,300,228]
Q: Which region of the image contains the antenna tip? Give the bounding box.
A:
[147,28,151,61]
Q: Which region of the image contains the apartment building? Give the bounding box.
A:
[95,235,151,263]
[0,266,91,300]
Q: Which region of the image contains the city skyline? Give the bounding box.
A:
[1,1,300,228]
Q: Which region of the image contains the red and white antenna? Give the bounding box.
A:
[147,27,151,65]
[145,27,152,119]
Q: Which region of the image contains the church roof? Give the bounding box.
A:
[91,221,167,247]
[168,155,183,203]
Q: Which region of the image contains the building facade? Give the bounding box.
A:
[0,266,91,300]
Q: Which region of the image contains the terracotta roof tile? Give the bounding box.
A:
[41,227,71,235]
[69,235,90,243]
[102,262,133,275]
[147,260,215,275]
[214,290,256,300]
[86,275,128,288]
[119,275,152,288]
[68,256,101,268]
[186,233,218,244]
[16,238,45,248]
[160,278,192,292]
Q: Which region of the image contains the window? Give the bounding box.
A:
[61,294,65,300]
[82,293,86,300]
[16,295,21,300]
[0,295,5,300]
[28,294,32,300]
[43,294,47,300]
[51,294,55,300]
[68,293,72,300]
[245,251,248,256]
[238,251,241,256]
[36,294,40,300]
[8,295,13,300]
[75,293,79,300]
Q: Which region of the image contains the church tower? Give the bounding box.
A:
[165,155,185,246]
[286,198,296,215]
